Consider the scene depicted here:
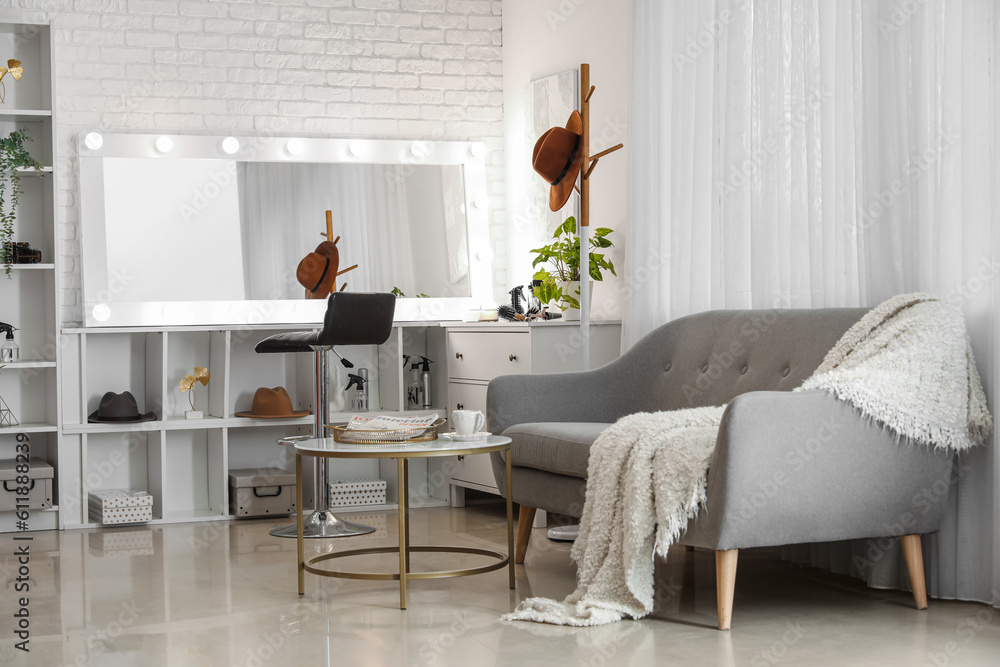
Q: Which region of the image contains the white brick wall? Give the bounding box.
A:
[8,0,505,323]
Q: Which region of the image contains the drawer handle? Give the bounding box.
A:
[3,480,35,493]
[456,403,464,410]
[252,486,283,498]
[509,354,517,362]
[457,455,465,461]
[455,352,463,359]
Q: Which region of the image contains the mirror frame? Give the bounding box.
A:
[78,132,493,327]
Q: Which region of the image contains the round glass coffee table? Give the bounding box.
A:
[292,434,514,609]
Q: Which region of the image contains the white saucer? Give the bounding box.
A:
[440,431,491,442]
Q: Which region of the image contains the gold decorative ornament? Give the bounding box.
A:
[179,366,210,412]
[0,60,24,104]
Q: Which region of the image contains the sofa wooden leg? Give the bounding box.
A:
[515,506,536,565]
[716,549,738,630]
[901,534,928,610]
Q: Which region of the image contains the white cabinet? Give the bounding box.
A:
[0,20,58,532]
[438,321,621,503]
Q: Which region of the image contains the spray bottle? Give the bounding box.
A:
[346,369,369,412]
[0,322,18,363]
[417,356,434,409]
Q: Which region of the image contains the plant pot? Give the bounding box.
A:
[559,281,594,321]
[185,410,203,420]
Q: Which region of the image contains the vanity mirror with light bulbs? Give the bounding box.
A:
[77,132,494,327]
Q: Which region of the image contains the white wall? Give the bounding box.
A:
[501,0,632,319]
[3,0,506,323]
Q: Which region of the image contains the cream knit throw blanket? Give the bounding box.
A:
[502,293,991,626]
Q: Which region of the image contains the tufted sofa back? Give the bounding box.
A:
[614,308,868,413]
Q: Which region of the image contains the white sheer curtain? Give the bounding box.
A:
[629,0,998,604]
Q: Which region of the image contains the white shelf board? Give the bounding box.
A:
[0,423,57,434]
[64,415,314,434]
[8,264,54,270]
[1,359,56,369]
[0,108,52,120]
[15,166,52,176]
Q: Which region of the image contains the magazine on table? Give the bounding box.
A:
[345,413,439,431]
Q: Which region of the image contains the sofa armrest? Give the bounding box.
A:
[688,390,955,551]
[487,364,630,435]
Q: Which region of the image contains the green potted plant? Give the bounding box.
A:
[530,216,616,320]
[1,129,45,277]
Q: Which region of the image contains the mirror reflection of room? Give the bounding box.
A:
[86,157,470,303]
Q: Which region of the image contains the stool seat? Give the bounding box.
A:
[256,292,396,353]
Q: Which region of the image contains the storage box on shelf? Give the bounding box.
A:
[88,488,154,525]
[437,321,622,505]
[228,467,296,518]
[0,20,59,533]
[0,458,53,510]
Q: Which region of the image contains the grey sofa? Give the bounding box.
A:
[487,308,954,629]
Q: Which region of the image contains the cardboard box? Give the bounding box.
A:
[329,479,387,507]
[229,468,296,518]
[0,459,54,511]
[88,489,153,525]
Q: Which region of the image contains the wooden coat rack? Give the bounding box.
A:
[574,63,623,369]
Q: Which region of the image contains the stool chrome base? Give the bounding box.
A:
[270,509,375,539]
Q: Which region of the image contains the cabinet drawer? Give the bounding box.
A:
[452,452,498,491]
[448,331,531,380]
[448,382,488,418]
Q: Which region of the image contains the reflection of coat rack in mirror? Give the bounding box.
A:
[575,63,623,370]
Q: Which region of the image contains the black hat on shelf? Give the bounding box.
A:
[88,391,157,423]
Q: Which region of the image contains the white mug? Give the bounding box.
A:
[453,409,485,436]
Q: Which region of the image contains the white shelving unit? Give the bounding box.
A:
[58,322,451,529]
[0,20,58,532]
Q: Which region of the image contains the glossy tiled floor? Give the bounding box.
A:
[3,502,1000,666]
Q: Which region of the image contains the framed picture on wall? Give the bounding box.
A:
[526,69,580,240]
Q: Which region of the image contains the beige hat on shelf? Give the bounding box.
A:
[234,386,310,419]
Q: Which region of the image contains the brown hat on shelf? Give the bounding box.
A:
[532,109,585,212]
[296,251,336,299]
[234,386,310,419]
[88,391,157,423]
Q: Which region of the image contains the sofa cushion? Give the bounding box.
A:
[503,422,610,479]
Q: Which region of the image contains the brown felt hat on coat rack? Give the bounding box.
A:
[532,110,586,212]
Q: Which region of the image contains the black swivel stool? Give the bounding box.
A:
[256,291,396,539]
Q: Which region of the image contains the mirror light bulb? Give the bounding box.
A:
[84,132,103,151]
[470,143,485,158]
[286,139,303,156]
[92,304,111,322]
[348,141,362,157]
[222,137,240,155]
[155,136,173,153]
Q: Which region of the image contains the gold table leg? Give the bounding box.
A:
[506,448,515,588]
[403,458,411,574]
[296,452,304,596]
[397,457,408,610]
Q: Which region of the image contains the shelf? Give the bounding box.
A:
[7,264,54,270]
[0,109,52,121]
[63,415,314,434]
[0,359,56,369]
[15,166,52,176]
[0,423,58,434]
